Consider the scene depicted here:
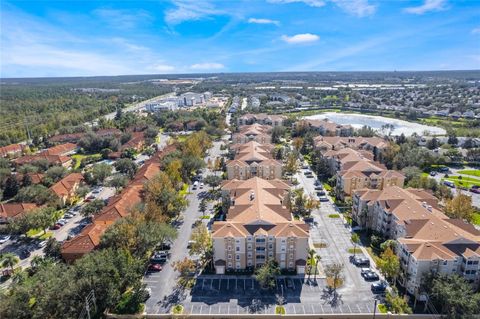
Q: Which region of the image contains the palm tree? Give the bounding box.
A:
[314,255,321,282]
[306,248,316,282]
[1,253,20,272]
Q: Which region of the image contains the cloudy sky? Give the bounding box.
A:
[1,0,479,77]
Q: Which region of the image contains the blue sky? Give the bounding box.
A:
[1,0,479,77]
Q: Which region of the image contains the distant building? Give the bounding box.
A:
[294,119,353,137]
[232,124,272,144]
[237,113,287,127]
[13,154,72,168]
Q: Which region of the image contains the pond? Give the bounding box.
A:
[304,112,446,136]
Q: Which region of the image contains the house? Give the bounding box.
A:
[351,186,480,296]
[226,141,282,180]
[15,173,44,185]
[13,154,72,168]
[61,146,176,263]
[0,203,38,224]
[232,124,272,144]
[294,119,354,137]
[108,132,145,159]
[42,143,78,156]
[212,177,309,274]
[237,113,287,127]
[50,173,84,205]
[0,144,24,158]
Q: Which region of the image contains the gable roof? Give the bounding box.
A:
[50,173,84,197]
[0,203,38,219]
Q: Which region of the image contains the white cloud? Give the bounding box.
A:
[331,0,376,17]
[93,8,152,29]
[472,27,480,35]
[151,64,175,72]
[267,0,325,7]
[281,33,319,44]
[404,0,447,15]
[165,0,224,25]
[248,18,280,26]
[190,62,225,70]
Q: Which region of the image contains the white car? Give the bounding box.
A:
[0,235,11,244]
[57,219,67,226]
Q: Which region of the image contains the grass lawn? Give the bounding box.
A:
[472,213,480,226]
[328,214,340,218]
[179,184,189,197]
[458,169,480,178]
[378,304,388,314]
[323,183,332,191]
[443,176,480,188]
[39,231,53,240]
[26,228,43,237]
[347,247,362,254]
[71,154,86,169]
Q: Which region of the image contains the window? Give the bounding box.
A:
[281,254,286,261]
[256,247,266,251]
[236,262,241,269]
[268,252,273,257]
[289,254,293,259]
[281,246,286,252]
[247,252,252,258]
[281,239,286,243]
[236,247,240,252]
[247,237,252,241]
[236,255,240,260]
[228,254,232,260]
[228,262,232,268]
[256,238,266,243]
[443,260,447,265]
[247,244,252,250]
[228,246,232,251]
[247,261,252,266]
[236,239,240,244]
[268,244,273,250]
[289,245,294,250]
[288,262,293,268]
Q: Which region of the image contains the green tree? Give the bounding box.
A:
[44,166,67,183]
[85,163,112,185]
[204,175,222,191]
[189,223,212,259]
[377,247,400,283]
[445,194,475,222]
[32,207,57,234]
[3,175,19,199]
[114,158,138,179]
[426,273,480,318]
[1,253,20,272]
[385,289,412,314]
[15,184,53,205]
[81,199,105,218]
[255,259,280,289]
[109,174,129,191]
[44,238,62,260]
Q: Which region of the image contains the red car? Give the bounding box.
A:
[470,188,480,194]
[84,196,95,202]
[50,224,61,230]
[148,264,162,272]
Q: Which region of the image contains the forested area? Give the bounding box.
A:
[0,79,172,146]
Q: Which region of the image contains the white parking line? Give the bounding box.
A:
[210,280,213,289]
[302,305,306,314]
[366,303,372,313]
[200,305,203,314]
[356,304,362,313]
[209,305,212,315]
[347,304,352,313]
[293,305,297,314]
[311,304,315,313]
[218,279,221,290]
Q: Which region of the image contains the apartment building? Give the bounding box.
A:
[294,119,354,137]
[314,136,388,158]
[41,143,78,156]
[212,177,309,274]
[232,124,272,144]
[352,186,480,295]
[13,154,72,168]
[226,141,282,180]
[237,113,287,127]
[322,148,404,197]
[0,203,38,224]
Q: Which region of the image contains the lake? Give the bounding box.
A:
[304,112,446,136]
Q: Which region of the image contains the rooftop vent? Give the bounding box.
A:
[250,191,255,201]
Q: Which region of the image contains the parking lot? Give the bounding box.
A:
[178,276,378,315]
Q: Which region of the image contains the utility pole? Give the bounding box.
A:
[24,118,32,143]
[373,298,378,319]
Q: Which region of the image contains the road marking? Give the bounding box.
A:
[356,304,362,313]
[237,305,239,314]
[293,305,296,314]
[218,279,221,290]
[209,305,212,315]
[366,303,372,313]
[200,305,203,314]
[311,304,314,314]
[347,304,352,313]
[302,305,306,314]
[142,280,157,283]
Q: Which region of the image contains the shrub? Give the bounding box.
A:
[172,304,184,315]
[275,306,286,315]
[328,214,340,218]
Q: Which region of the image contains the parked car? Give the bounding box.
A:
[317,191,326,196]
[371,281,388,293]
[148,263,162,272]
[438,167,450,173]
[362,269,380,281]
[150,251,168,263]
[470,187,480,194]
[84,195,95,202]
[352,256,370,267]
[200,182,204,189]
[443,181,455,188]
[57,219,67,226]
[51,224,62,230]
[319,196,329,202]
[429,171,437,176]
[38,240,47,248]
[187,240,196,249]
[0,235,11,244]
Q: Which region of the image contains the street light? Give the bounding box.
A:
[373,298,378,319]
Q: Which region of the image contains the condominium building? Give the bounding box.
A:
[322,148,404,197]
[294,119,354,137]
[237,113,287,127]
[212,177,309,274]
[50,173,84,206]
[352,186,480,295]
[232,124,272,144]
[314,136,389,158]
[226,141,282,180]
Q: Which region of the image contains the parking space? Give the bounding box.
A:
[180,276,377,315]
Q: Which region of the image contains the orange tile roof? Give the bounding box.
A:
[13,154,71,166]
[42,143,77,156]
[0,203,38,219]
[0,144,24,157]
[50,173,84,197]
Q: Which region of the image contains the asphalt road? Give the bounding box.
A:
[145,139,227,314]
[429,168,480,208]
